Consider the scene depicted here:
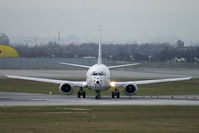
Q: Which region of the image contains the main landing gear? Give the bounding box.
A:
[112,88,120,98]
[95,91,101,99]
[78,87,86,98]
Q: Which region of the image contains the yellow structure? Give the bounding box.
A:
[0,45,19,58]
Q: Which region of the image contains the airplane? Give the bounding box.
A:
[6,29,191,99]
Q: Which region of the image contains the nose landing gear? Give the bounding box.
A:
[95,91,101,99]
[112,88,120,98]
[78,87,86,98]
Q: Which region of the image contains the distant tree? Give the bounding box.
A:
[176,40,184,48]
[11,41,199,62]
[0,33,10,45]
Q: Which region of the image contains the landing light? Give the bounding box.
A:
[83,82,87,86]
[110,81,116,87]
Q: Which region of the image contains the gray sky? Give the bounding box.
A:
[1,0,199,13]
[0,0,199,44]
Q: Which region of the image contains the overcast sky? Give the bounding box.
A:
[0,0,199,44]
[1,0,199,13]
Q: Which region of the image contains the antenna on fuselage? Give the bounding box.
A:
[97,25,102,64]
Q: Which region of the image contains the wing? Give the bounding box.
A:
[108,63,140,69]
[113,77,192,87]
[60,62,90,69]
[6,75,86,87]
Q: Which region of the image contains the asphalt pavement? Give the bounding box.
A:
[0,92,199,106]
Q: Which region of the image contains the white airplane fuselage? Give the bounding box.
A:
[86,64,110,92]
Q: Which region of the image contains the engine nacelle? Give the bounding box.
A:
[124,84,138,95]
[59,83,73,95]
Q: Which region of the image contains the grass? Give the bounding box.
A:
[0,78,59,94]
[0,106,199,133]
[0,78,199,96]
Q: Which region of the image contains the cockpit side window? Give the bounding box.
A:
[92,71,105,76]
[98,72,103,75]
[93,71,97,76]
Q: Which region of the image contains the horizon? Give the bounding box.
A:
[0,0,199,45]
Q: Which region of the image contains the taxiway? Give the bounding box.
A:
[0,92,199,106]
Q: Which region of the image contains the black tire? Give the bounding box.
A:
[95,95,101,99]
[78,92,81,98]
[116,92,120,98]
[112,92,115,98]
[82,91,86,98]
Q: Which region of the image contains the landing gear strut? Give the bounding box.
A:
[95,91,101,99]
[112,88,120,98]
[78,87,86,98]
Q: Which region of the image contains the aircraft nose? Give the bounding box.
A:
[94,77,103,86]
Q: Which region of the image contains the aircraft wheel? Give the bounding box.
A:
[95,95,101,99]
[82,91,86,98]
[116,92,120,98]
[112,92,115,98]
[78,92,81,98]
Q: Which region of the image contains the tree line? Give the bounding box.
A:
[12,41,199,62]
[1,33,198,62]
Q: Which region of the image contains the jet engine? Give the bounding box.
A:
[124,84,138,95]
[59,83,73,95]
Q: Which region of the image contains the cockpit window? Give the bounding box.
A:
[92,71,104,76]
[98,72,103,75]
[93,72,97,75]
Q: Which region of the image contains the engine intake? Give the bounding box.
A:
[124,84,138,95]
[59,83,73,95]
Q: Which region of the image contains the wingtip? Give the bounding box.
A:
[135,63,141,65]
[5,75,14,78]
[182,77,192,80]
